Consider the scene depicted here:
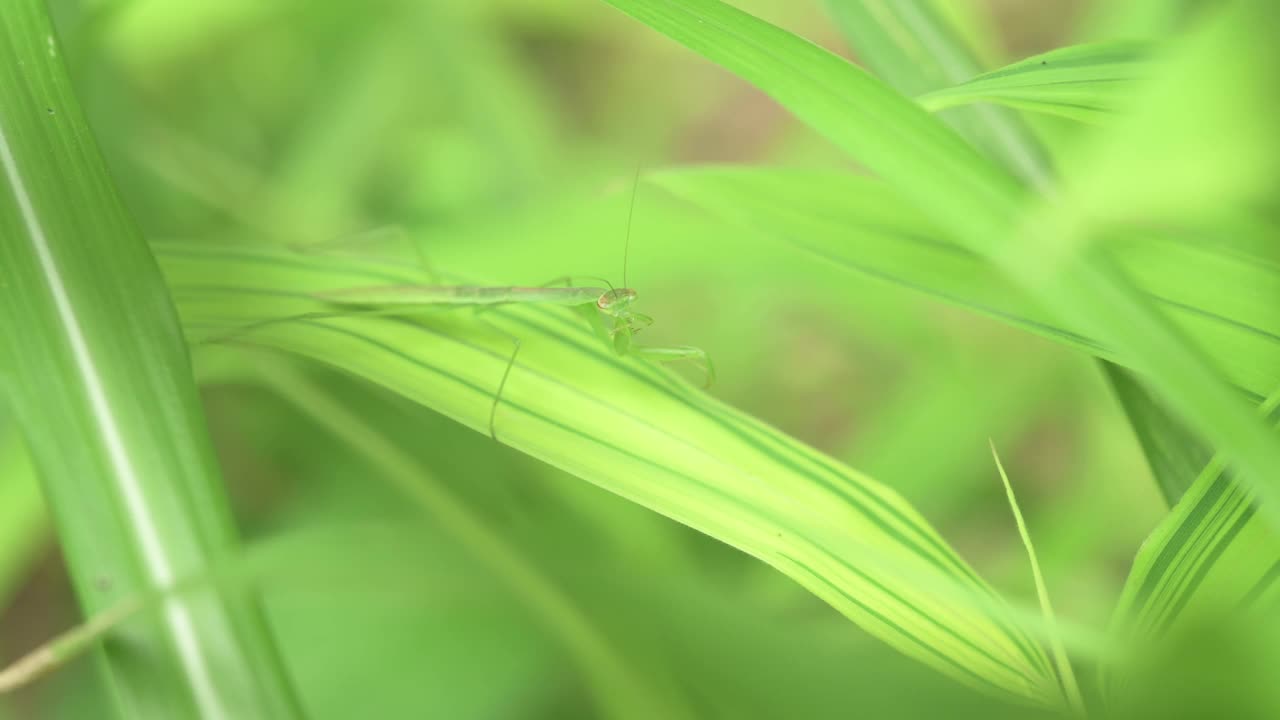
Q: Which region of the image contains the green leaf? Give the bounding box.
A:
[0,2,300,716]
[990,444,1084,714]
[156,240,1062,706]
[0,422,47,608]
[824,0,1054,186]
[917,42,1148,123]
[654,167,1280,402]
[1105,392,1280,699]
[1102,365,1213,506]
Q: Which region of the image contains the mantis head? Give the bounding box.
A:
[596,289,653,354]
[596,288,638,314]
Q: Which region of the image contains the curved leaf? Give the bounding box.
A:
[917,42,1149,123]
[654,167,1280,402]
[156,241,1063,706]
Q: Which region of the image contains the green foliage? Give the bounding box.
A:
[2,0,1277,718]
[0,1,298,716]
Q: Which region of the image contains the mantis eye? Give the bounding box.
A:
[597,288,638,313]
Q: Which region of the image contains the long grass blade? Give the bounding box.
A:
[0,3,300,716]
[990,442,1085,715]
[157,240,1062,706]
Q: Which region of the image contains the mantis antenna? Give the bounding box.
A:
[622,165,641,289]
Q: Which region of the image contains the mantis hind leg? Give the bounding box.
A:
[631,345,715,389]
[472,316,523,442]
[488,337,522,442]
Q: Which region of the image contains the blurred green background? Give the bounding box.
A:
[0,0,1202,717]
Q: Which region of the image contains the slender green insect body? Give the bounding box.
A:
[229,171,714,439]
[317,285,605,307]
[317,280,715,440]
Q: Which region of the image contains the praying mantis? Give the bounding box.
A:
[312,280,714,439]
[227,170,714,439]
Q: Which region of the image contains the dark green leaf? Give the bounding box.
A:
[0,2,300,716]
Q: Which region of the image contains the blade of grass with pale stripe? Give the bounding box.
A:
[990,444,1084,715]
[916,42,1149,123]
[156,240,1063,706]
[0,2,301,716]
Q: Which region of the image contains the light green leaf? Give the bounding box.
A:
[917,42,1148,123]
[0,2,301,716]
[1048,15,1280,233]
[251,359,696,720]
[156,240,1062,706]
[990,444,1084,715]
[654,167,1280,402]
